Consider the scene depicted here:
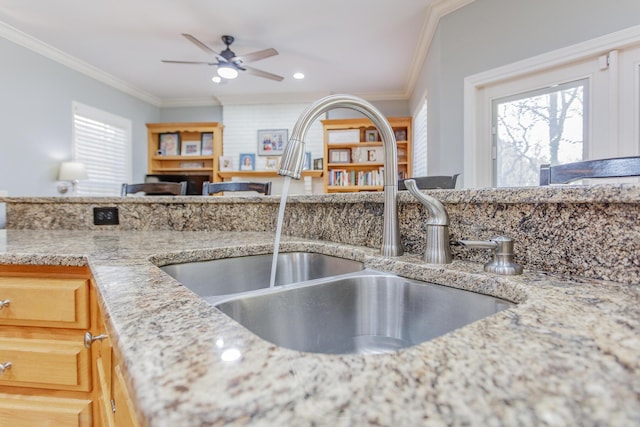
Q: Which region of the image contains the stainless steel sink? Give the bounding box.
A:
[161,252,364,300]
[216,272,513,354]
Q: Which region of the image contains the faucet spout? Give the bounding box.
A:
[279,94,403,256]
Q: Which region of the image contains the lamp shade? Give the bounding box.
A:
[58,162,88,181]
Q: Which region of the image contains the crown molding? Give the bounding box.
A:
[0,20,162,107]
[404,0,475,98]
[159,97,222,108]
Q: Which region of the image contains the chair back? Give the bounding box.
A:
[398,174,459,190]
[202,181,272,195]
[121,181,187,196]
[539,156,640,185]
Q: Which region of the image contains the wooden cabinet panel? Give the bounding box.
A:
[0,393,92,427]
[0,277,89,329]
[112,365,139,427]
[0,337,90,391]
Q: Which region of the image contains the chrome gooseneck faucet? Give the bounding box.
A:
[278,94,403,256]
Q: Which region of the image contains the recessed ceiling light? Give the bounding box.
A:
[211,76,222,83]
[293,72,305,80]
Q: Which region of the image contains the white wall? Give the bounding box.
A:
[0,37,159,197]
[222,103,325,195]
[411,0,640,178]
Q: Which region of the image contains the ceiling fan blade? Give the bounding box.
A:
[244,66,284,82]
[235,48,279,64]
[161,60,217,65]
[181,33,223,58]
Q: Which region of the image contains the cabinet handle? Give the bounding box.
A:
[84,332,108,349]
[0,362,11,374]
[0,299,9,310]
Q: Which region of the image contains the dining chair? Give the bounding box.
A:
[202,181,272,195]
[398,174,460,190]
[539,156,640,185]
[121,181,187,196]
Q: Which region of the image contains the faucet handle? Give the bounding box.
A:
[458,236,523,275]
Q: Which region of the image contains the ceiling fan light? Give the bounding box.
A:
[217,65,238,79]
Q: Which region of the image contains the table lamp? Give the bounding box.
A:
[57,162,88,196]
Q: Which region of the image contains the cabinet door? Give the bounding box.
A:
[112,364,139,427]
[0,393,92,427]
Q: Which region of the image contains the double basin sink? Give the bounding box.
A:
[161,252,513,355]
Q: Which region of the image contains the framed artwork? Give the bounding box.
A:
[181,140,201,156]
[304,152,312,170]
[159,132,179,156]
[313,158,323,170]
[219,155,233,171]
[265,156,279,170]
[365,129,379,142]
[239,153,256,171]
[329,148,351,164]
[394,128,407,142]
[257,129,288,155]
[201,132,214,155]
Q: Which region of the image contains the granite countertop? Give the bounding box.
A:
[0,229,638,426]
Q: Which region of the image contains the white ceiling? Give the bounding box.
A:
[0,0,448,106]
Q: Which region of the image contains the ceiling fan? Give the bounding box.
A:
[162,34,284,81]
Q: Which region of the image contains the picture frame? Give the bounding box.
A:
[219,155,234,171]
[313,158,323,170]
[257,129,288,156]
[365,129,379,142]
[265,156,279,170]
[201,132,214,155]
[181,140,201,156]
[239,153,256,171]
[394,128,407,142]
[159,132,179,156]
[329,148,351,164]
[304,152,312,170]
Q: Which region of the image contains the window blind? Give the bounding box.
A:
[412,98,428,177]
[72,102,131,196]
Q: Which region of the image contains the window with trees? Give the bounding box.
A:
[492,79,586,186]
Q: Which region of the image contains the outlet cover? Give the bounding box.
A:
[93,207,119,225]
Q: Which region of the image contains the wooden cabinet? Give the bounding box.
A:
[147,122,224,182]
[322,117,412,193]
[0,266,94,427]
[0,265,139,427]
[93,302,139,427]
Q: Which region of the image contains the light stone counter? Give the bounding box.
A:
[0,229,638,426]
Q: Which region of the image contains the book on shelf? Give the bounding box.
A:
[328,167,385,187]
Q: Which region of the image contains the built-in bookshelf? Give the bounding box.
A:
[322,117,411,193]
[146,122,224,182]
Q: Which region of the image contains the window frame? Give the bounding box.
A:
[464,25,640,188]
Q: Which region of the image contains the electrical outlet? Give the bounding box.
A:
[93,207,119,225]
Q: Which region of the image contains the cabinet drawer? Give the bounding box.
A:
[0,393,92,427]
[0,277,89,328]
[0,337,91,391]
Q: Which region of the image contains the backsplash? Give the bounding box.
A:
[2,184,639,283]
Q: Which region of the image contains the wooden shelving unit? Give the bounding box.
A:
[322,117,411,193]
[146,122,224,182]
